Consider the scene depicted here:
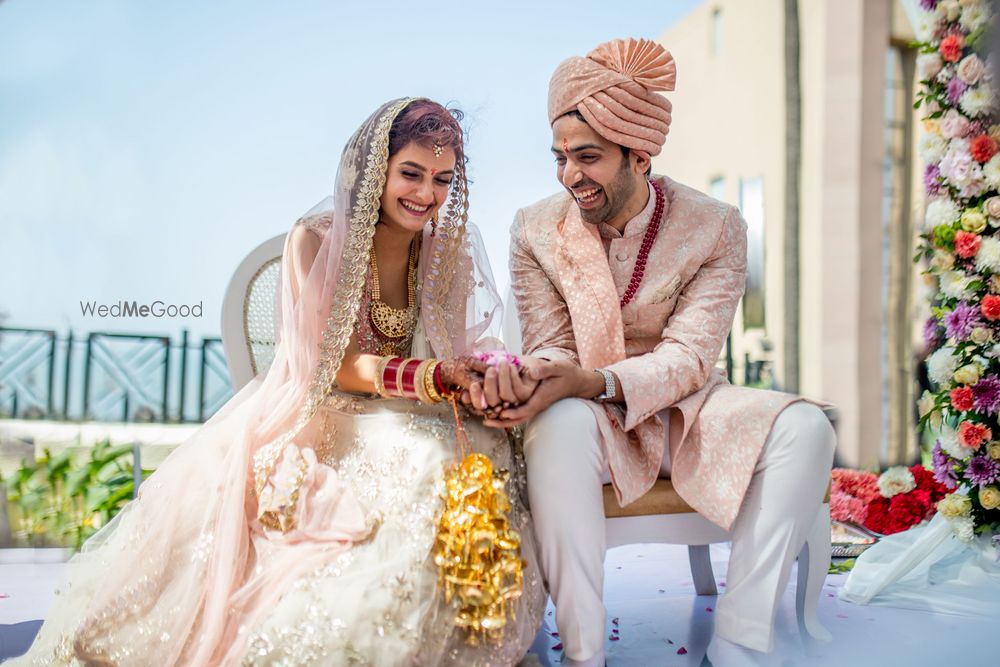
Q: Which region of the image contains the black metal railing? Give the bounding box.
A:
[0,327,233,423]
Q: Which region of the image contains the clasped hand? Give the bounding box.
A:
[447,357,599,429]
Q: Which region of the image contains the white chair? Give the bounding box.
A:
[220,241,833,644]
[221,233,286,391]
[502,288,833,643]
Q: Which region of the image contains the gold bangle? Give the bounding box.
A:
[414,359,434,404]
[374,355,393,397]
[423,360,444,403]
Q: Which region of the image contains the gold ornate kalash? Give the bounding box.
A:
[434,395,525,645]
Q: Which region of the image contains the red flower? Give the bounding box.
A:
[971,135,999,163]
[958,420,991,448]
[954,230,982,258]
[863,497,891,534]
[950,386,974,411]
[910,465,949,503]
[832,468,880,503]
[885,491,933,533]
[982,295,1000,321]
[940,34,965,63]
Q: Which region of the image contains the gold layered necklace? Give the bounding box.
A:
[368,238,419,352]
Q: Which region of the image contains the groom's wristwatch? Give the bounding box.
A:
[594,368,617,402]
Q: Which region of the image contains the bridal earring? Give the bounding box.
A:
[430,213,438,237]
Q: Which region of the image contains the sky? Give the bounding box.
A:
[0,0,702,340]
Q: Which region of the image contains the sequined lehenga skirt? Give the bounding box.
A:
[240,395,545,666]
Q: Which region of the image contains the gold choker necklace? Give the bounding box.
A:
[369,239,418,340]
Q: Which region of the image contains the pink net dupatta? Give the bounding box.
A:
[18,97,502,667]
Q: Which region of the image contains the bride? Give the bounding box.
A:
[15,98,545,666]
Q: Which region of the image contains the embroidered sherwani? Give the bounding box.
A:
[510,174,801,530]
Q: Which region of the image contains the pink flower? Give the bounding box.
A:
[982,295,1000,321]
[954,230,981,258]
[971,135,999,163]
[957,54,985,85]
[941,109,971,139]
[958,420,991,448]
[951,386,975,411]
[940,34,965,63]
[919,52,944,80]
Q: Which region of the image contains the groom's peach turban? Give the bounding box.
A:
[549,38,677,158]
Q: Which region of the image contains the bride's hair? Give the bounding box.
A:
[388,99,466,165]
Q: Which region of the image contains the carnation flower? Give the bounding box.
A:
[971,135,999,163]
[958,420,991,448]
[888,490,933,531]
[954,230,981,258]
[960,85,994,118]
[878,466,917,497]
[973,375,1000,414]
[951,385,975,411]
[981,294,1000,320]
[863,497,892,534]
[975,237,1000,273]
[967,453,1000,486]
[957,53,986,85]
[925,196,960,229]
[940,34,965,63]
[927,345,960,385]
[932,441,959,489]
[830,493,869,524]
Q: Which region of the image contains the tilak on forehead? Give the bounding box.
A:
[548,37,677,160]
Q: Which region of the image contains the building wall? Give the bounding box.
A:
[654,0,922,467]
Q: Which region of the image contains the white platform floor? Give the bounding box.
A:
[2,543,995,666]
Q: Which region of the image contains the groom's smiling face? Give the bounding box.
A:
[551,112,643,227]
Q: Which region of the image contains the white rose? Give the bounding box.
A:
[937,492,972,518]
[971,327,993,345]
[878,466,916,498]
[985,197,1000,220]
[954,363,982,385]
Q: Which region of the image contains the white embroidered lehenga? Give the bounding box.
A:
[15,98,544,667]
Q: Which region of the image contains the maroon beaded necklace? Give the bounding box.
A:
[620,179,665,308]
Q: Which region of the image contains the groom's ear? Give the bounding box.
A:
[631,149,652,177]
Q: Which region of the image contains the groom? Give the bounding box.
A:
[480,38,836,666]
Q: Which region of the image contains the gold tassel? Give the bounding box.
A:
[434,395,525,645]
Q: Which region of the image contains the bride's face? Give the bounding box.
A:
[379,142,456,235]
